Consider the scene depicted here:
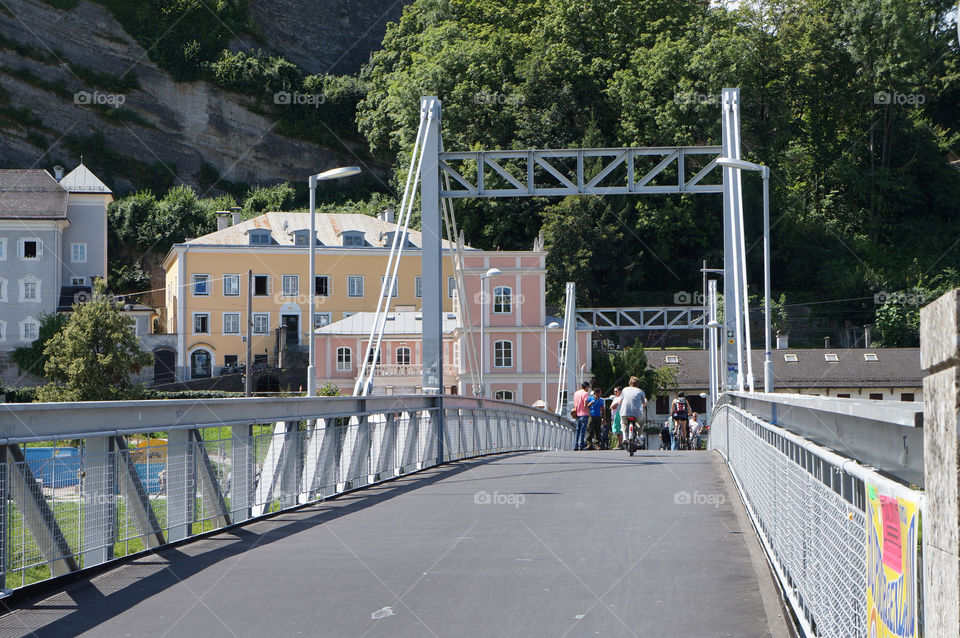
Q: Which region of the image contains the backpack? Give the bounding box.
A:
[672,397,688,418]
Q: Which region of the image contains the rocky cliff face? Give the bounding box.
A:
[0,0,387,193]
[247,0,410,75]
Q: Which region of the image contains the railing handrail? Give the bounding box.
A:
[724,391,924,486]
[0,395,571,442]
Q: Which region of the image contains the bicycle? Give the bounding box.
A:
[623,415,646,457]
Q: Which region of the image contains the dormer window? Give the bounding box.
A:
[340,231,365,247]
[381,231,415,248]
[292,229,315,246]
[664,355,680,364]
[248,230,272,246]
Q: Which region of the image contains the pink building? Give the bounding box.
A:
[312,250,592,409]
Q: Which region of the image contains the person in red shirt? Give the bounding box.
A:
[573,381,590,450]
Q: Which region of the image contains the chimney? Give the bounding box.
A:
[216,211,231,231]
[776,331,788,350]
[864,325,872,348]
[53,165,65,181]
[230,206,241,226]
[824,336,831,349]
[385,206,395,224]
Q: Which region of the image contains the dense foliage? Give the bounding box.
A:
[591,339,678,398]
[358,0,960,314]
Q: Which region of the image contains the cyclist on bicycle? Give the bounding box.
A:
[619,376,647,454]
[671,392,692,450]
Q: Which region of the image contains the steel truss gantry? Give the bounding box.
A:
[419,88,753,419]
[575,307,708,331]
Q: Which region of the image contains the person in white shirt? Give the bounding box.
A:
[619,376,647,445]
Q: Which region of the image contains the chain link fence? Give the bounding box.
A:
[710,400,924,638]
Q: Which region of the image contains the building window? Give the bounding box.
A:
[223,355,238,367]
[341,231,365,247]
[453,342,460,368]
[348,276,364,297]
[223,313,240,334]
[253,313,269,334]
[19,277,40,303]
[22,318,39,342]
[193,274,209,296]
[71,277,85,286]
[836,393,851,398]
[557,339,566,366]
[396,346,411,366]
[656,395,670,414]
[366,347,381,365]
[415,276,422,298]
[494,340,513,368]
[314,312,331,328]
[901,393,915,402]
[494,390,514,401]
[869,393,883,401]
[224,274,240,296]
[254,275,269,296]
[293,230,311,246]
[282,275,299,297]
[248,231,271,245]
[493,286,512,314]
[336,347,352,371]
[19,239,40,259]
[0,278,6,302]
[447,277,455,298]
[380,276,398,297]
[0,320,5,342]
[315,275,330,297]
[193,313,209,334]
[190,350,212,379]
[0,238,6,260]
[71,242,87,263]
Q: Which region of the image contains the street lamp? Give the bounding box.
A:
[543,320,560,409]
[479,267,501,397]
[715,157,772,393]
[307,166,361,396]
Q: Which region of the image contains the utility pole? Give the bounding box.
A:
[245,269,252,397]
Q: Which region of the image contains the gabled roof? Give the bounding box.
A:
[59,163,112,194]
[648,348,921,388]
[0,169,68,219]
[182,212,472,250]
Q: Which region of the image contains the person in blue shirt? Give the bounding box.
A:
[586,388,606,450]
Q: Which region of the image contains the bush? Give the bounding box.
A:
[3,387,39,403]
[206,49,301,95]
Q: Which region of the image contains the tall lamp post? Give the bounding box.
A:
[479,267,501,397]
[543,321,560,409]
[306,166,361,396]
[715,157,772,393]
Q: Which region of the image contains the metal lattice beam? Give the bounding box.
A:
[438,147,724,198]
[575,307,708,331]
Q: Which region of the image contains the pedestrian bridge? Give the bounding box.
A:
[0,376,940,638]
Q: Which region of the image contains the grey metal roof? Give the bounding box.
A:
[59,164,112,194]
[315,311,458,335]
[0,169,68,219]
[648,348,922,388]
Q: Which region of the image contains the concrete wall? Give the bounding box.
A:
[919,289,960,636]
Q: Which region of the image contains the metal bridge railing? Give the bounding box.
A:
[710,397,924,638]
[0,395,573,591]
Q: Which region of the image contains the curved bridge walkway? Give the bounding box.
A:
[0,451,791,638]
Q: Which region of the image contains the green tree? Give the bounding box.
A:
[10,313,70,379]
[592,338,677,400]
[241,182,296,218]
[38,280,152,401]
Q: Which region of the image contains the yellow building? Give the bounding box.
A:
[162,211,512,381]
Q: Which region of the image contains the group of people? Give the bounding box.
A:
[572,382,705,451]
[572,376,647,451]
